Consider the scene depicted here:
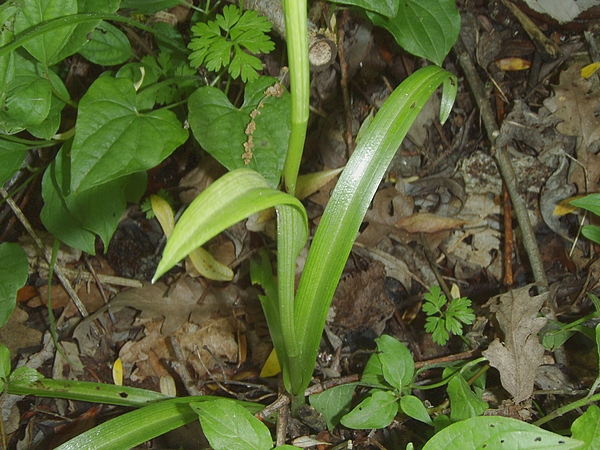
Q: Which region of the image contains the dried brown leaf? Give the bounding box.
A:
[482,285,548,403]
[395,212,465,234]
[329,262,395,336]
[544,64,600,190]
[357,185,413,247]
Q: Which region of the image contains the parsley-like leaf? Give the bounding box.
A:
[188,5,274,82]
[422,286,475,346]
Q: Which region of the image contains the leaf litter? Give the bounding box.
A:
[5,2,600,447]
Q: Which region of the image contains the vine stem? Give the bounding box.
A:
[533,392,600,426]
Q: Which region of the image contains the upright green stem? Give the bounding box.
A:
[281,0,309,195]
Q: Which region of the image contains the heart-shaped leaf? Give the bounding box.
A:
[13,0,78,67]
[0,63,53,133]
[422,416,583,450]
[330,0,397,17]
[42,145,147,254]
[70,76,188,192]
[78,21,132,66]
[188,77,290,188]
[190,398,273,450]
[367,0,460,66]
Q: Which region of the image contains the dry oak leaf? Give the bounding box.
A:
[544,64,600,191]
[544,63,600,152]
[482,285,548,403]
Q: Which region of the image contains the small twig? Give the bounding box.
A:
[413,349,481,370]
[303,374,360,396]
[256,392,291,421]
[0,187,89,318]
[275,391,289,447]
[168,337,203,396]
[420,232,452,301]
[35,261,143,288]
[502,184,514,286]
[453,37,548,291]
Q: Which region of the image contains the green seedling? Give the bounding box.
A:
[423,285,476,346]
[571,193,600,245]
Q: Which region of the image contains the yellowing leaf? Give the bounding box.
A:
[582,62,600,79]
[259,347,281,377]
[495,57,531,71]
[151,194,175,237]
[112,358,123,386]
[554,195,584,216]
[188,247,234,281]
[159,375,177,396]
[295,167,344,200]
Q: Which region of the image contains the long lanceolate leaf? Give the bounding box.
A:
[291,65,457,397]
[54,396,263,450]
[152,168,307,282]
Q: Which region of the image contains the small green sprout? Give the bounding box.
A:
[141,188,174,219]
[423,285,476,346]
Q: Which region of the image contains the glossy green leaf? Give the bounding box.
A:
[26,66,69,139]
[0,343,10,381]
[8,366,44,385]
[340,389,398,429]
[0,242,28,328]
[376,334,414,391]
[0,139,28,186]
[0,68,53,132]
[41,146,147,253]
[582,225,600,246]
[153,168,307,281]
[120,0,180,14]
[571,404,600,449]
[250,251,285,365]
[330,0,398,17]
[367,0,460,66]
[447,376,488,422]
[360,352,389,388]
[400,395,432,426]
[571,193,600,217]
[541,320,575,352]
[309,383,357,431]
[13,0,78,66]
[79,21,132,65]
[56,0,121,61]
[0,3,18,85]
[292,66,456,398]
[188,77,291,188]
[190,398,273,450]
[70,76,187,192]
[422,416,583,450]
[54,397,249,450]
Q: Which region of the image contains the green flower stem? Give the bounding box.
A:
[534,392,600,427]
[281,0,309,195]
[291,67,457,399]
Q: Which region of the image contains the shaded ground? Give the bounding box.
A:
[2,0,600,448]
